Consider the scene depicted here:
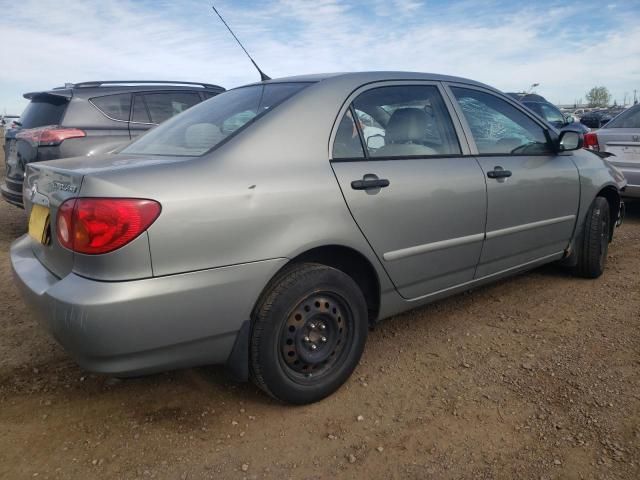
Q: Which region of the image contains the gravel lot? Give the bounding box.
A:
[0,149,638,479]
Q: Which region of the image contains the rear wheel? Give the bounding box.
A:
[250,263,368,404]
[574,196,610,278]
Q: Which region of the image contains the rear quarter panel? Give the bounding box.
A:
[570,148,625,240]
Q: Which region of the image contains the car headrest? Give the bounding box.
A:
[185,123,224,151]
[386,108,428,144]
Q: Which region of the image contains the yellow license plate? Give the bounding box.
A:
[28,204,50,244]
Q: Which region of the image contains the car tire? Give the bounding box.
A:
[574,196,610,278]
[250,263,368,404]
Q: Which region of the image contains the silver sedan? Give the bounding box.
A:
[584,104,640,198]
[11,72,626,404]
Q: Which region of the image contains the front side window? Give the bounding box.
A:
[90,93,132,122]
[452,87,551,155]
[143,92,201,124]
[605,106,640,128]
[122,82,311,157]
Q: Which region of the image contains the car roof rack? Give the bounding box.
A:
[71,80,224,89]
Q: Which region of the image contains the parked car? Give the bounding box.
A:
[584,104,640,198]
[1,81,224,208]
[507,93,589,133]
[580,110,613,129]
[11,72,626,404]
[1,115,20,129]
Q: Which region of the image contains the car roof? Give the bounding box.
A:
[24,81,225,100]
[243,71,496,90]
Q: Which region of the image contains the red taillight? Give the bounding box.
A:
[584,132,599,151]
[56,198,161,255]
[17,126,85,146]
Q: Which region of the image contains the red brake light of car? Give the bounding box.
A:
[583,132,599,151]
[56,198,161,255]
[17,126,85,146]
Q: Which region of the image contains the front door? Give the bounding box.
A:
[447,85,580,278]
[330,83,487,299]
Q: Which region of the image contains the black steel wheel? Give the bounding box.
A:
[250,263,368,404]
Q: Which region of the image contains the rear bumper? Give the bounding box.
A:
[1,178,24,208]
[612,164,640,198]
[10,235,286,376]
[621,183,640,199]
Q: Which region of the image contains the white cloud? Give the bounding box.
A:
[0,0,638,113]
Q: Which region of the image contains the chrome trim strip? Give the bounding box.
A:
[88,98,158,126]
[486,215,575,239]
[383,232,484,261]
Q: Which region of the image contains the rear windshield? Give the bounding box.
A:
[122,82,311,157]
[604,106,640,129]
[20,96,68,129]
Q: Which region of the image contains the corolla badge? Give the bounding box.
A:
[633,135,640,142]
[51,181,78,193]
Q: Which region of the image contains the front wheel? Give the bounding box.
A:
[250,263,368,404]
[574,196,610,278]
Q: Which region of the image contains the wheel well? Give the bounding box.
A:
[289,246,381,324]
[597,186,620,240]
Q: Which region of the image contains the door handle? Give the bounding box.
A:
[487,166,512,179]
[351,176,390,190]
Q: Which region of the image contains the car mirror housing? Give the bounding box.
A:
[558,130,583,151]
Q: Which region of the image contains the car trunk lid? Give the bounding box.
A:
[596,129,640,166]
[24,163,83,278]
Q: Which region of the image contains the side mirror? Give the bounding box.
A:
[558,130,583,151]
[564,115,575,124]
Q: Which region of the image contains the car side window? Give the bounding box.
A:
[332,109,365,159]
[90,93,132,121]
[143,92,201,124]
[131,95,151,123]
[451,87,551,155]
[352,85,461,158]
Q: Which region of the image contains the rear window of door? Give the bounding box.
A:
[333,84,461,159]
[131,95,151,123]
[90,93,132,121]
[143,92,201,124]
[20,96,69,128]
[451,87,551,155]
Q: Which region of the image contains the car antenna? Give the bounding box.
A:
[211,4,271,82]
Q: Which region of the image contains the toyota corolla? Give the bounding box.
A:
[11,72,626,404]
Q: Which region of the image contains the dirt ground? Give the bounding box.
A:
[0,150,638,480]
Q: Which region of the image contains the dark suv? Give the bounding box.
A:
[2,81,224,207]
[506,93,590,134]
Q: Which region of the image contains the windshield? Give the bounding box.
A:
[604,106,640,129]
[122,82,311,156]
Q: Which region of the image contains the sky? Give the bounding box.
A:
[0,0,639,114]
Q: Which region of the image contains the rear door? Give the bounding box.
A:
[446,84,580,278]
[330,82,487,299]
